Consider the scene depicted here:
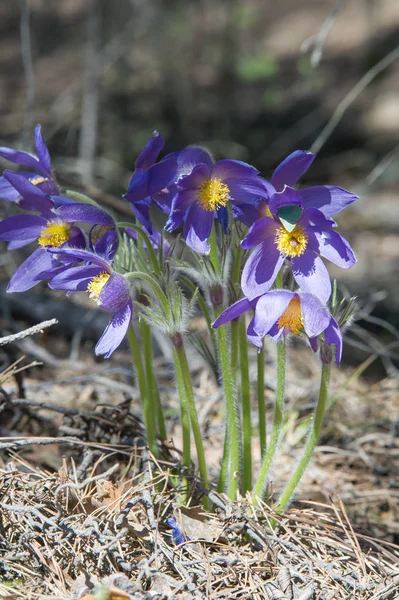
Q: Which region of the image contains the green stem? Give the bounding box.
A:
[127,325,157,456]
[257,343,266,460]
[209,224,220,277]
[172,345,191,499]
[175,342,209,509]
[117,223,161,274]
[252,338,286,500]
[139,319,166,440]
[215,307,242,499]
[239,316,252,492]
[276,363,331,512]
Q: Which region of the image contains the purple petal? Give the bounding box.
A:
[177,146,213,177]
[226,178,271,205]
[165,189,197,231]
[49,265,102,291]
[300,293,331,337]
[98,273,131,312]
[0,175,22,201]
[34,124,52,175]
[300,207,336,229]
[0,146,44,175]
[135,130,164,170]
[129,200,153,234]
[125,155,178,203]
[7,247,53,292]
[56,203,115,226]
[0,214,46,241]
[291,252,331,304]
[3,171,54,212]
[324,317,343,364]
[7,238,37,249]
[299,185,358,216]
[212,159,259,181]
[309,228,356,269]
[212,297,258,328]
[48,247,111,272]
[241,216,278,249]
[95,302,133,358]
[268,186,303,218]
[253,290,294,337]
[183,203,214,254]
[179,164,211,190]
[271,150,315,191]
[153,188,176,214]
[241,238,285,300]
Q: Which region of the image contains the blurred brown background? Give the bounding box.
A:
[0,0,398,372]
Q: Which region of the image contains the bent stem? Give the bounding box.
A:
[175,342,209,509]
[239,315,252,492]
[276,363,331,512]
[257,343,266,460]
[127,325,157,456]
[252,338,286,501]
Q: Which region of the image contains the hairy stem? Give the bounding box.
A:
[239,315,252,492]
[257,343,266,460]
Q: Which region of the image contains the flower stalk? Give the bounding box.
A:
[239,315,252,492]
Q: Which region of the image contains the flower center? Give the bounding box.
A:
[275,224,308,257]
[277,297,304,335]
[30,176,48,186]
[87,272,110,302]
[197,178,230,212]
[38,221,70,248]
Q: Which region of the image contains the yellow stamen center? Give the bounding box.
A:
[197,178,230,212]
[38,221,70,248]
[277,297,304,335]
[30,176,49,186]
[275,224,308,257]
[87,272,110,302]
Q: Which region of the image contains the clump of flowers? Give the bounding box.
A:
[0,126,358,513]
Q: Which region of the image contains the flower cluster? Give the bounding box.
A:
[0,126,357,360]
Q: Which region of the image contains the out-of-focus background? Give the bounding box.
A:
[0,0,398,374]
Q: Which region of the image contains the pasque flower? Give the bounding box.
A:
[48,248,133,357]
[212,290,342,364]
[241,192,356,303]
[0,124,60,204]
[123,131,179,235]
[0,202,115,292]
[165,146,264,254]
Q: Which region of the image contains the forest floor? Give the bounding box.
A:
[0,319,398,600]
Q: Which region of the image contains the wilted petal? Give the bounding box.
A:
[183,203,214,254]
[291,252,331,304]
[34,124,52,174]
[271,150,315,191]
[212,297,258,328]
[241,238,285,300]
[300,293,331,337]
[95,301,133,358]
[299,185,358,216]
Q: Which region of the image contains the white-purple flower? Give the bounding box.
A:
[212,290,342,364]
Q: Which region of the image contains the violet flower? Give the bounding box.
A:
[0,125,60,203]
[0,203,115,292]
[123,131,179,235]
[165,146,264,254]
[241,193,356,304]
[48,248,133,357]
[212,290,342,364]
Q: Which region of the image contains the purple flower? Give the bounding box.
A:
[212,290,342,364]
[0,203,115,292]
[0,125,60,203]
[49,248,133,357]
[123,131,179,235]
[241,197,356,304]
[165,146,264,254]
[165,518,189,546]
